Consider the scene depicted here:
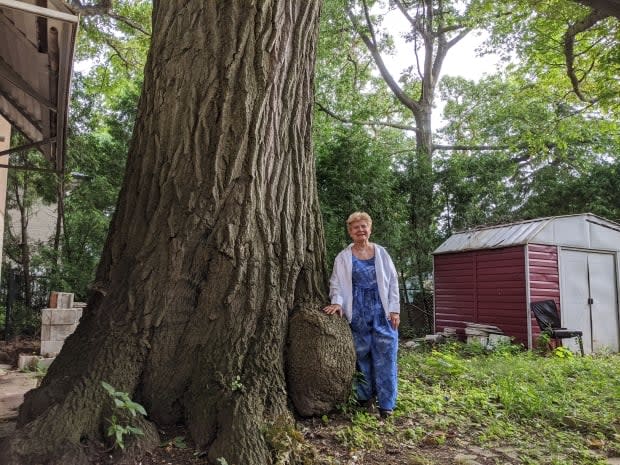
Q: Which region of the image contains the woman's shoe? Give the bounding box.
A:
[379,409,393,418]
[357,398,375,410]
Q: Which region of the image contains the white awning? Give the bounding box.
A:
[0,0,78,172]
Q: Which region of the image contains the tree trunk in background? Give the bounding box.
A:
[13,177,32,311]
[410,108,434,314]
[0,2,356,464]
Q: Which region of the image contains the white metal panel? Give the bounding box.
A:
[551,216,590,248]
[588,253,619,352]
[559,250,591,353]
[588,219,620,251]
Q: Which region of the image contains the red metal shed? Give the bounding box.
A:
[433,214,620,353]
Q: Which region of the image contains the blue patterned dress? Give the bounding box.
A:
[350,255,398,410]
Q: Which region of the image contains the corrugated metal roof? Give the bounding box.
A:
[433,213,620,254]
[434,218,550,254]
[0,0,78,171]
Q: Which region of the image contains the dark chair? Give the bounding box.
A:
[530,300,584,356]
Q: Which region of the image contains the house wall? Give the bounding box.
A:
[434,245,529,344]
[527,244,560,344]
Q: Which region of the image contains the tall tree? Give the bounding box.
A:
[2,2,355,464]
[343,0,472,303]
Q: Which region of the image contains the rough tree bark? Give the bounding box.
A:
[1,1,355,464]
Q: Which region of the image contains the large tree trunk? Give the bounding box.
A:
[1,2,355,464]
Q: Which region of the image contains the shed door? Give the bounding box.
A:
[588,253,619,352]
[560,250,619,353]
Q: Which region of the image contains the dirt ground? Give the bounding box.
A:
[1,339,618,465]
[0,340,500,465]
[0,360,515,465]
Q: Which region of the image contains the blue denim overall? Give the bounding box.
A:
[350,255,398,411]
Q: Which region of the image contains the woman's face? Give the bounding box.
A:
[348,220,372,243]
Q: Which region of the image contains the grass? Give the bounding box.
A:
[315,342,620,465]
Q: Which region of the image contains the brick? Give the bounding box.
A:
[49,292,58,308]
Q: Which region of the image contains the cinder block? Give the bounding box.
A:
[42,308,82,326]
[49,292,74,309]
[50,325,77,341]
[467,335,488,346]
[57,292,74,309]
[49,309,80,325]
[41,324,51,341]
[41,341,64,357]
[36,357,55,370]
[18,354,41,371]
[41,308,52,325]
[488,334,511,347]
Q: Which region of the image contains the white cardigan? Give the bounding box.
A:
[329,243,400,323]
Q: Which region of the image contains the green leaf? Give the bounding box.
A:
[101,381,116,395]
[127,400,147,416]
[126,426,144,436]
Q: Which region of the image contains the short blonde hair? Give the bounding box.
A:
[346,211,372,227]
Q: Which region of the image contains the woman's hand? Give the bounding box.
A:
[389,312,400,330]
[323,304,343,316]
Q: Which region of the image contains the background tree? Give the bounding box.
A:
[2,147,57,334]
[344,0,472,285]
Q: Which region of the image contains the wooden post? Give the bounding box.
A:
[0,116,10,287]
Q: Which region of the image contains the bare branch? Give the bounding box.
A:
[393,0,419,30]
[563,8,608,103]
[107,12,150,36]
[103,37,131,71]
[347,5,421,115]
[445,29,470,49]
[432,144,509,152]
[361,0,378,47]
[315,101,419,133]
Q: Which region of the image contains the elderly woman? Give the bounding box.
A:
[323,211,400,418]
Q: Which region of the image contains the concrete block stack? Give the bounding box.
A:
[40,292,84,357]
